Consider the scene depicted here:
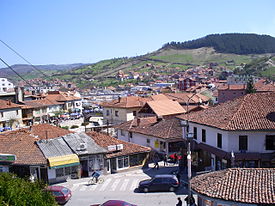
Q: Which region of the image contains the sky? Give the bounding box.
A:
[1,0,275,66]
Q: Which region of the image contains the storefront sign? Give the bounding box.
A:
[0,154,16,162]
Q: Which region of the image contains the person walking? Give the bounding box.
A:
[163,154,168,167]
[176,197,182,206]
[153,160,159,170]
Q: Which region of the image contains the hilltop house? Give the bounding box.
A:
[177,92,275,171]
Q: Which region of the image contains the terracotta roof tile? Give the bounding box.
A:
[177,92,275,131]
[191,168,275,204]
[101,96,147,108]
[86,131,151,158]
[0,100,22,110]
[116,117,183,140]
[164,93,210,104]
[0,130,46,165]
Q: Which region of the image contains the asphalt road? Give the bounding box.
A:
[57,163,194,206]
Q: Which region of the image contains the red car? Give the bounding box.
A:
[90,200,137,206]
[47,185,72,205]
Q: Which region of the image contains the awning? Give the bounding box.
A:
[48,154,80,169]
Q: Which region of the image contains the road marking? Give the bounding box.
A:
[70,184,80,191]
[120,179,129,191]
[110,179,120,191]
[130,179,139,190]
[79,185,87,191]
[99,178,112,191]
[88,184,98,191]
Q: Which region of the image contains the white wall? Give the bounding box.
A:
[0,108,23,127]
[103,107,138,125]
[184,121,275,153]
[0,78,14,93]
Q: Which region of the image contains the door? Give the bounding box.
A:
[150,178,163,191]
[110,158,117,174]
[29,166,40,181]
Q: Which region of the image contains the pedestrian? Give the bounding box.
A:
[153,160,159,170]
[185,194,196,206]
[164,154,168,166]
[176,173,181,184]
[176,197,182,206]
[174,153,178,164]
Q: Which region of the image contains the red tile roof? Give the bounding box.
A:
[116,117,183,140]
[177,92,275,131]
[86,131,151,158]
[191,168,275,204]
[101,96,147,108]
[0,130,46,165]
[0,100,22,110]
[145,100,186,117]
[45,91,81,102]
[164,92,210,104]
[0,124,71,165]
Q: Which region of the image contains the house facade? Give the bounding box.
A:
[87,131,151,174]
[0,100,23,129]
[0,78,14,93]
[177,92,275,171]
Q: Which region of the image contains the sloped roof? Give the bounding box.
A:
[164,92,210,104]
[191,168,275,204]
[177,92,275,131]
[0,100,22,110]
[62,133,107,155]
[0,130,46,165]
[116,117,183,140]
[146,94,169,101]
[45,91,81,102]
[101,96,147,108]
[145,100,186,117]
[22,124,72,139]
[36,137,73,158]
[86,131,151,158]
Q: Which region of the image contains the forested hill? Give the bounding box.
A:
[163,33,275,55]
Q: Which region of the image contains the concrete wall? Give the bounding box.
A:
[0,108,23,128]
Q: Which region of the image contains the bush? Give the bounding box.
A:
[0,173,57,206]
[70,125,79,129]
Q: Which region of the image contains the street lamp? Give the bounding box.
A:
[180,120,194,206]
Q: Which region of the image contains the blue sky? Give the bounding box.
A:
[1,0,275,66]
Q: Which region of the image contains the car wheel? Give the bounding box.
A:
[143,187,149,193]
[169,186,175,192]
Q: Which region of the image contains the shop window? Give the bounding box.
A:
[65,167,71,176]
[117,156,129,169]
[202,129,206,142]
[217,133,222,148]
[266,135,275,150]
[56,168,64,177]
[239,135,248,151]
[193,127,197,139]
[124,157,129,167]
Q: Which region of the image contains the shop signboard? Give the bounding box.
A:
[0,154,16,162]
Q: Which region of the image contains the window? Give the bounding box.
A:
[217,133,222,148]
[120,130,125,136]
[193,127,197,139]
[239,135,248,151]
[146,139,150,144]
[16,110,19,116]
[0,112,3,118]
[202,129,206,142]
[266,135,275,150]
[133,111,137,116]
[56,168,64,177]
[129,132,133,138]
[106,110,109,116]
[117,156,129,169]
[115,111,119,117]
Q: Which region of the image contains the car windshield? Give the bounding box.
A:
[61,188,70,194]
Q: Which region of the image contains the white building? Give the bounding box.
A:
[177,92,275,170]
[0,78,14,93]
[0,99,23,129]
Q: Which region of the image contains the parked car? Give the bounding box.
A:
[60,113,70,120]
[69,113,82,120]
[138,174,179,192]
[90,200,137,206]
[47,185,72,205]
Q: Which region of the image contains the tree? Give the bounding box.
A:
[246,76,256,93]
[0,173,57,206]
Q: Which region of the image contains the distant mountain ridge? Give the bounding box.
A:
[163,33,275,55]
[0,63,87,80]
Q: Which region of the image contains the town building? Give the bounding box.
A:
[177,92,275,171]
[177,78,196,91]
[0,78,14,93]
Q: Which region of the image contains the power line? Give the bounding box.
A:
[0,57,33,87]
[0,39,49,78]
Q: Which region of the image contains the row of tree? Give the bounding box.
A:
[163,33,275,54]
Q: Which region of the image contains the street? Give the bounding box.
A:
[58,162,194,206]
